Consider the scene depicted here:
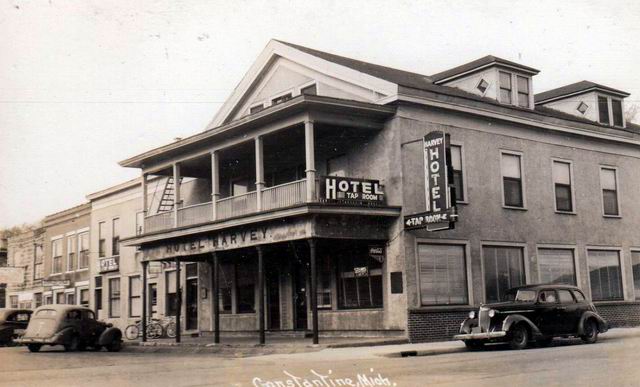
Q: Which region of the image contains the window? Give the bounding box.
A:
[219,264,233,313]
[166,270,178,316]
[337,251,383,309]
[501,152,524,207]
[129,276,141,317]
[67,235,76,271]
[483,246,525,303]
[108,278,121,318]
[612,99,623,126]
[476,79,489,94]
[52,239,63,274]
[418,244,468,305]
[44,295,52,305]
[600,167,619,216]
[632,251,640,300]
[9,295,18,309]
[538,248,576,285]
[34,245,44,280]
[249,104,265,114]
[317,255,332,309]
[34,293,43,308]
[538,290,557,304]
[78,232,89,269]
[95,276,103,311]
[79,288,89,307]
[516,76,529,108]
[66,292,75,305]
[577,101,589,114]
[98,222,106,258]
[588,250,623,301]
[56,292,65,304]
[327,154,347,177]
[499,71,512,104]
[558,289,575,304]
[553,160,573,212]
[272,93,292,105]
[598,96,610,125]
[236,261,256,313]
[572,290,586,302]
[112,218,120,256]
[450,145,465,202]
[301,83,317,95]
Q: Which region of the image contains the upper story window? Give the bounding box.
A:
[52,238,63,274]
[600,167,620,216]
[552,160,574,213]
[501,152,524,208]
[249,104,264,114]
[112,218,120,256]
[499,71,530,108]
[98,222,106,258]
[271,93,292,105]
[301,83,317,95]
[598,95,624,127]
[450,145,465,202]
[67,235,76,272]
[78,232,89,269]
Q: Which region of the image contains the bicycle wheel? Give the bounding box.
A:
[165,322,177,338]
[124,324,140,340]
[147,322,163,339]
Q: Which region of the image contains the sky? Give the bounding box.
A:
[1,0,639,228]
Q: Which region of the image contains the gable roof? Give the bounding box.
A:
[431,55,540,83]
[535,80,630,104]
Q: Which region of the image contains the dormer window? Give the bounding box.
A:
[516,76,530,108]
[577,102,589,114]
[499,71,531,108]
[598,95,624,127]
[249,104,265,114]
[499,71,512,104]
[272,93,292,105]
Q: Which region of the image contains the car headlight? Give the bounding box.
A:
[488,309,496,318]
[468,311,476,319]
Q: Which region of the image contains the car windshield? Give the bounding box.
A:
[504,289,537,302]
[34,309,58,318]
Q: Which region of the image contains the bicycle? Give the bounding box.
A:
[159,316,177,338]
[124,318,164,340]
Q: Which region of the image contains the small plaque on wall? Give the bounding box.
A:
[390,271,403,294]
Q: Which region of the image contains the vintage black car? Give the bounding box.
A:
[0,309,33,346]
[454,284,608,350]
[15,305,122,352]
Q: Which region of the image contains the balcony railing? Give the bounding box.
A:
[143,179,307,233]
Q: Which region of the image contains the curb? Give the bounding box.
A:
[380,346,465,358]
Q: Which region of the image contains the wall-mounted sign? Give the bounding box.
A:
[42,279,70,287]
[354,267,369,277]
[0,267,25,285]
[404,130,457,231]
[321,176,385,205]
[99,256,120,273]
[148,262,163,274]
[368,245,385,263]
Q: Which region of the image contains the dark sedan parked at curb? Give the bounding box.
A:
[15,305,122,353]
[0,309,33,346]
[454,284,608,350]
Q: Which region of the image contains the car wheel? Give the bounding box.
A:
[27,344,42,353]
[509,324,529,350]
[464,340,485,351]
[581,319,599,344]
[106,340,122,352]
[64,336,79,352]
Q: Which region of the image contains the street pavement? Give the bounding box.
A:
[1,328,640,386]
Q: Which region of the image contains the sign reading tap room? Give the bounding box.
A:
[321,176,385,205]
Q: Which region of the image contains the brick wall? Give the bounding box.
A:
[595,303,640,328]
[408,309,470,343]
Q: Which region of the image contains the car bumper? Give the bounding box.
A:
[14,337,59,345]
[453,331,507,340]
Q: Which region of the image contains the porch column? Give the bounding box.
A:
[255,136,264,211]
[257,246,265,344]
[175,258,182,343]
[211,252,220,344]
[141,260,148,342]
[141,173,148,233]
[173,163,181,228]
[308,239,319,344]
[304,121,316,202]
[211,151,220,220]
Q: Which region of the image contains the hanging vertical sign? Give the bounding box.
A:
[404,130,457,230]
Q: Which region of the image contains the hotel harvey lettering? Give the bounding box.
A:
[323,176,385,204]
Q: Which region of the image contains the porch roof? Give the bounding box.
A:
[119,95,396,170]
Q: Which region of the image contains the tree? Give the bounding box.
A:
[625,103,639,124]
[0,223,40,239]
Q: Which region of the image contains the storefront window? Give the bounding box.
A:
[337,252,382,309]
[418,244,468,305]
[236,261,256,313]
[34,293,43,308]
[632,251,640,300]
[483,246,525,303]
[219,264,233,313]
[588,250,623,301]
[109,278,121,318]
[79,288,89,307]
[538,248,576,285]
[56,292,65,304]
[94,276,103,312]
[317,255,333,309]
[129,276,141,317]
[166,271,178,316]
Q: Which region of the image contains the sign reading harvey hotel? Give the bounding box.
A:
[405,130,457,230]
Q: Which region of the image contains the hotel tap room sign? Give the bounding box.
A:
[321,176,385,204]
[404,130,457,230]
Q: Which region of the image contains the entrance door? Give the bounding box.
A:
[292,262,308,330]
[185,278,198,331]
[266,269,280,330]
[148,283,158,318]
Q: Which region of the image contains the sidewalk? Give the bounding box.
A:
[122,327,640,358]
